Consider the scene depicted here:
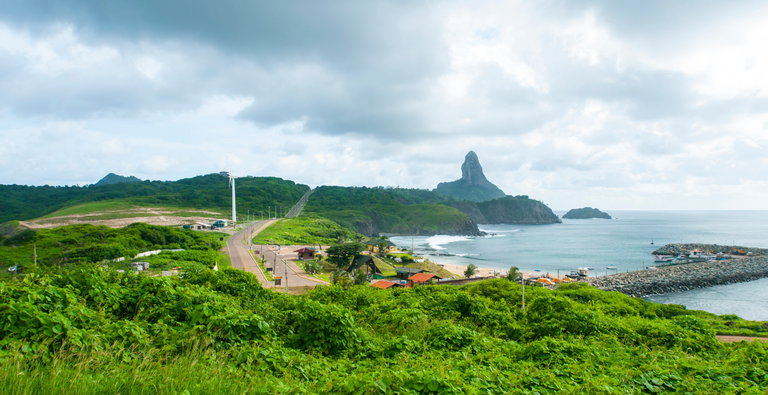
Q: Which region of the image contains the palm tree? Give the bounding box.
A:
[464,263,478,278]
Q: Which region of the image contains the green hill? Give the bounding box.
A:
[94,173,143,186]
[0,174,309,223]
[302,186,483,237]
[563,207,612,219]
[450,195,561,224]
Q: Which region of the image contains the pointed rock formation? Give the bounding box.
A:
[435,151,506,202]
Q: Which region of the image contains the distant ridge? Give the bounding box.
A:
[435,151,506,202]
[95,173,143,186]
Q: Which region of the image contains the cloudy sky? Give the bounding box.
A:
[1,0,767,210]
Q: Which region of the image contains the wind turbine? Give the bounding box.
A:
[229,174,237,226]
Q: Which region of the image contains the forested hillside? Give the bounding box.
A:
[0,174,309,222]
[1,267,766,393]
[302,186,483,237]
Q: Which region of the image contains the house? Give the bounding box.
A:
[211,220,228,229]
[348,255,382,274]
[365,238,397,253]
[395,267,425,279]
[371,280,402,289]
[191,222,211,231]
[295,247,316,260]
[408,273,442,285]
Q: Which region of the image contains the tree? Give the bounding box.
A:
[464,263,478,278]
[330,270,352,288]
[350,269,368,285]
[326,242,365,270]
[507,266,522,281]
[377,241,389,256]
[304,260,322,275]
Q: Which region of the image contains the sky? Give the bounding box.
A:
[1,0,768,210]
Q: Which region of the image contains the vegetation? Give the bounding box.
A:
[464,263,478,278]
[325,242,365,270]
[303,186,478,236]
[508,265,522,281]
[251,217,364,246]
[563,207,612,219]
[434,177,506,203]
[1,266,767,394]
[0,224,225,271]
[0,174,308,222]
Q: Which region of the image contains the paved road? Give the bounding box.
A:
[260,245,325,288]
[227,221,322,288]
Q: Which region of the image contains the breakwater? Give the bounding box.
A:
[587,257,768,297]
[652,243,767,256]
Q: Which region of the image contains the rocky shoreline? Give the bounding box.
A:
[587,257,768,298]
[652,243,767,256]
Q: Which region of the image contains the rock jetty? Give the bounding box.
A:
[587,257,768,297]
[652,243,767,256]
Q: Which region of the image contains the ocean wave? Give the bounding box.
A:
[426,235,470,250]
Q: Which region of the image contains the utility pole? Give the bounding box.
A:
[284,258,288,293]
[34,244,37,267]
[521,274,525,310]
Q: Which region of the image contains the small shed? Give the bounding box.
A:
[408,273,442,285]
[348,255,382,274]
[295,247,316,260]
[395,267,425,279]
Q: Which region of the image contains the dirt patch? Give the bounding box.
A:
[21,207,224,229]
[717,335,768,343]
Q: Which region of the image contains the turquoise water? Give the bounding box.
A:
[389,211,768,319]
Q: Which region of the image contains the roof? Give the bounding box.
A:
[395,267,424,274]
[408,273,440,284]
[371,281,397,289]
[347,255,379,273]
[295,247,316,253]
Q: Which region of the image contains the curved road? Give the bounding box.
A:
[226,220,322,288]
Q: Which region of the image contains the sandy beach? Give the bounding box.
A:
[438,262,517,278]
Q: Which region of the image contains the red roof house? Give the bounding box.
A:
[371,280,400,289]
[408,273,441,285]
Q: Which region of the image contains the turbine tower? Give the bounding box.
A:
[229,174,237,226]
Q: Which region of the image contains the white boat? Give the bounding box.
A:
[653,255,674,263]
[606,264,617,270]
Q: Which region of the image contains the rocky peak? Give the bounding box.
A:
[435,151,506,202]
[460,151,489,185]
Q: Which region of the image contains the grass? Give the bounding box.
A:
[377,253,456,278]
[214,232,232,269]
[295,259,331,283]
[0,349,262,395]
[251,251,273,281]
[251,217,362,246]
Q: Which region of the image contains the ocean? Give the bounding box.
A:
[389,210,768,320]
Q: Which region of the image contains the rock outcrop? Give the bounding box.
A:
[95,173,143,186]
[563,207,611,219]
[435,151,506,202]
